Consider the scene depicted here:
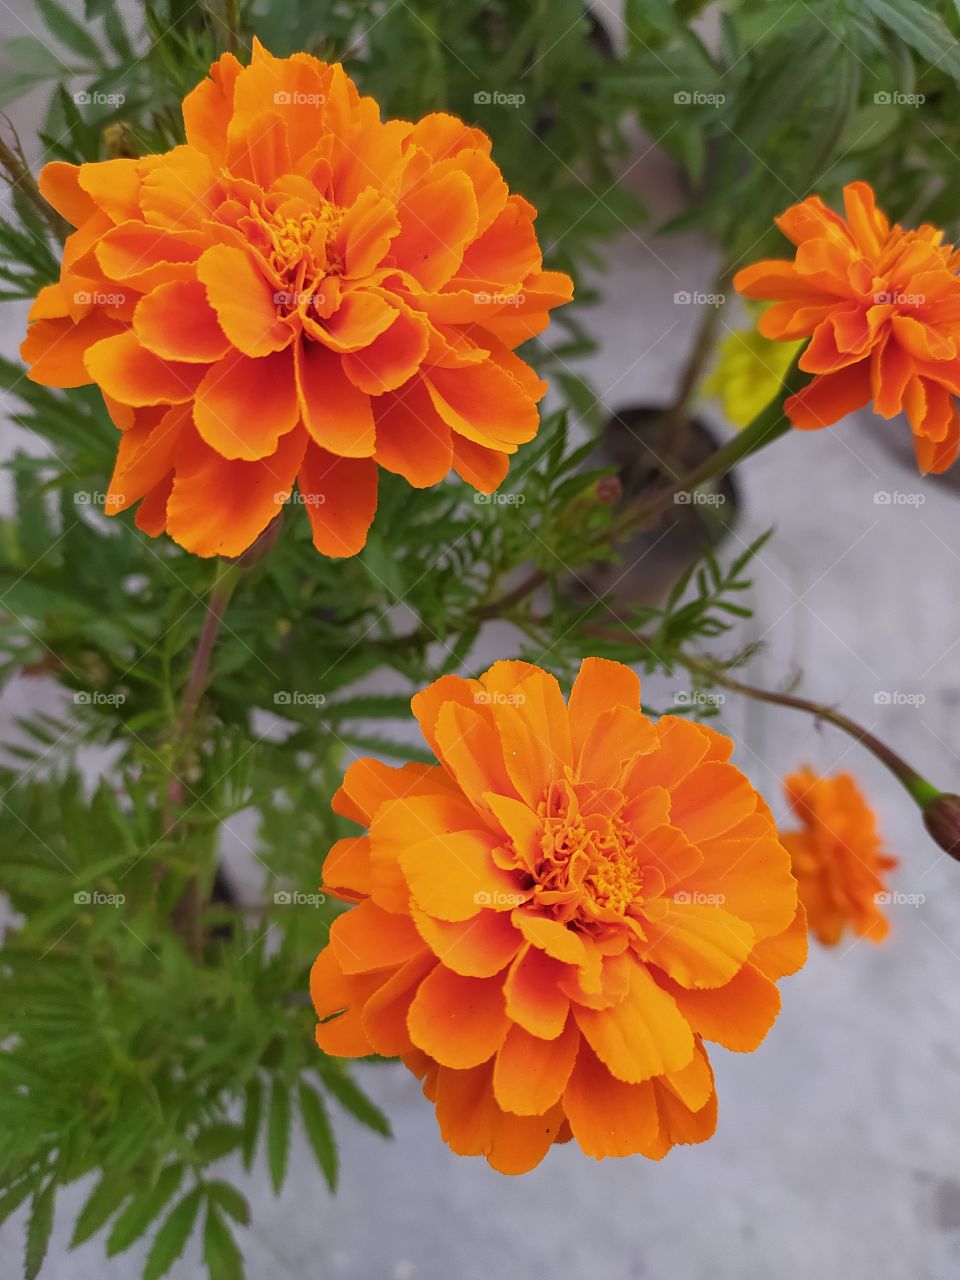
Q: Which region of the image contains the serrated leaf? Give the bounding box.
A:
[863,0,960,81]
[203,1203,244,1280]
[36,0,105,63]
[267,1079,290,1195]
[240,1079,261,1172]
[106,1164,184,1257]
[206,1182,250,1227]
[143,1188,202,1280]
[193,1124,243,1164]
[298,1082,338,1192]
[320,1066,392,1137]
[25,1180,55,1280]
[71,1173,129,1247]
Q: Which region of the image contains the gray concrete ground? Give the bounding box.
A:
[2,3,960,1278]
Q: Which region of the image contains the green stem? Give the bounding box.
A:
[476,353,808,621]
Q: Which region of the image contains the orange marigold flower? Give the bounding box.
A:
[21,40,572,558]
[781,768,898,947]
[310,659,806,1173]
[734,180,960,474]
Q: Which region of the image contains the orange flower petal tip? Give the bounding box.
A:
[734,180,960,475]
[311,658,805,1172]
[781,767,898,947]
[22,40,572,558]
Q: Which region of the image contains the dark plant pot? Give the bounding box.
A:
[567,404,739,607]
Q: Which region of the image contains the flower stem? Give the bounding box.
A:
[165,517,283,958]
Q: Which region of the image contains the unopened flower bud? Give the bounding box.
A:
[596,474,623,505]
[923,793,960,860]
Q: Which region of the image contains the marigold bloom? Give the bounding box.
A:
[781,768,898,946]
[21,41,572,558]
[734,181,960,474]
[311,659,806,1173]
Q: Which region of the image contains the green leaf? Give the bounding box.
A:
[0,1179,33,1228]
[320,1065,392,1137]
[202,1203,244,1280]
[863,0,960,81]
[106,1164,184,1257]
[36,0,106,63]
[143,1188,203,1280]
[206,1182,250,1227]
[193,1124,243,1164]
[267,1079,290,1195]
[25,1180,55,1280]
[71,1173,129,1247]
[240,1078,261,1172]
[299,1082,338,1192]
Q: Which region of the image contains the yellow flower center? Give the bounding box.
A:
[269,204,345,277]
[532,779,644,921]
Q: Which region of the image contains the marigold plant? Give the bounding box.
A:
[781,769,898,946]
[20,40,572,558]
[734,181,960,473]
[311,659,806,1172]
